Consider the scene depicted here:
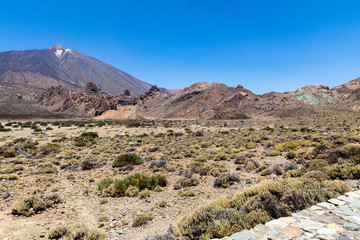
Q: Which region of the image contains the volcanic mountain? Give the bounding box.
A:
[0,45,153,118]
[0,44,151,96]
[135,82,283,119]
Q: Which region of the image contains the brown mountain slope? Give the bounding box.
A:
[135,82,282,119]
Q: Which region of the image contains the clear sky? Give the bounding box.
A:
[1,0,360,94]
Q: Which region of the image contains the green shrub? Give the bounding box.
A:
[181,189,196,197]
[36,163,58,174]
[307,159,328,171]
[112,153,144,168]
[0,174,19,180]
[324,163,360,180]
[74,132,99,147]
[260,168,273,176]
[49,224,106,240]
[275,140,310,152]
[81,160,94,170]
[12,193,61,216]
[40,143,60,155]
[100,172,167,197]
[126,186,140,197]
[175,178,348,240]
[286,152,296,159]
[214,173,240,188]
[132,213,154,227]
[98,178,114,190]
[302,170,330,181]
[1,150,15,158]
[174,175,199,190]
[48,225,69,239]
[343,144,360,155]
[139,189,151,199]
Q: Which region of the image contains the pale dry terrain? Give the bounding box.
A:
[0,116,360,240]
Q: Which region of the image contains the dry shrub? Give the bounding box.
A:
[175,178,349,240]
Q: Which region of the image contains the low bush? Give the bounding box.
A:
[0,174,19,180]
[149,160,168,171]
[74,132,99,147]
[98,178,114,190]
[260,168,272,176]
[214,173,240,188]
[139,189,151,199]
[81,160,95,170]
[175,178,348,240]
[99,172,167,197]
[36,163,58,174]
[40,143,60,156]
[174,172,199,190]
[181,189,196,197]
[12,193,61,216]
[133,213,154,227]
[286,152,296,159]
[343,144,360,155]
[112,153,144,168]
[48,224,106,240]
[275,140,310,152]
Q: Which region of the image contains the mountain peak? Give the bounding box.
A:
[49,44,66,50]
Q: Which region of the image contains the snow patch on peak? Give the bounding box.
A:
[55,49,64,57]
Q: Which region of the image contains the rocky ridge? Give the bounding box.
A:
[36,78,360,119]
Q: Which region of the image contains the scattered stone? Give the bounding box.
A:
[250,224,272,239]
[282,226,303,238]
[331,206,360,218]
[310,206,323,211]
[326,223,344,233]
[267,231,290,240]
[228,230,258,240]
[343,223,360,231]
[328,198,346,206]
[343,215,360,224]
[346,192,360,199]
[265,219,288,230]
[336,234,353,240]
[316,227,337,236]
[279,217,296,224]
[298,219,326,232]
[317,202,336,210]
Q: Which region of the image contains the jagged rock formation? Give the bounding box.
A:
[37,78,360,120]
[37,83,118,117]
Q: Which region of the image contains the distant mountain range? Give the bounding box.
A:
[1,45,360,119]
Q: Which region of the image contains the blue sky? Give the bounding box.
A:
[1,0,360,94]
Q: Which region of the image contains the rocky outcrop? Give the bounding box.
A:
[38,83,117,117]
[37,83,164,118]
[85,82,101,94]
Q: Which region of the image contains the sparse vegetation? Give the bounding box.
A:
[175,178,348,239]
[1,116,360,239]
[112,153,144,168]
[11,193,61,216]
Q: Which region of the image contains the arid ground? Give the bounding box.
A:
[0,115,359,239]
